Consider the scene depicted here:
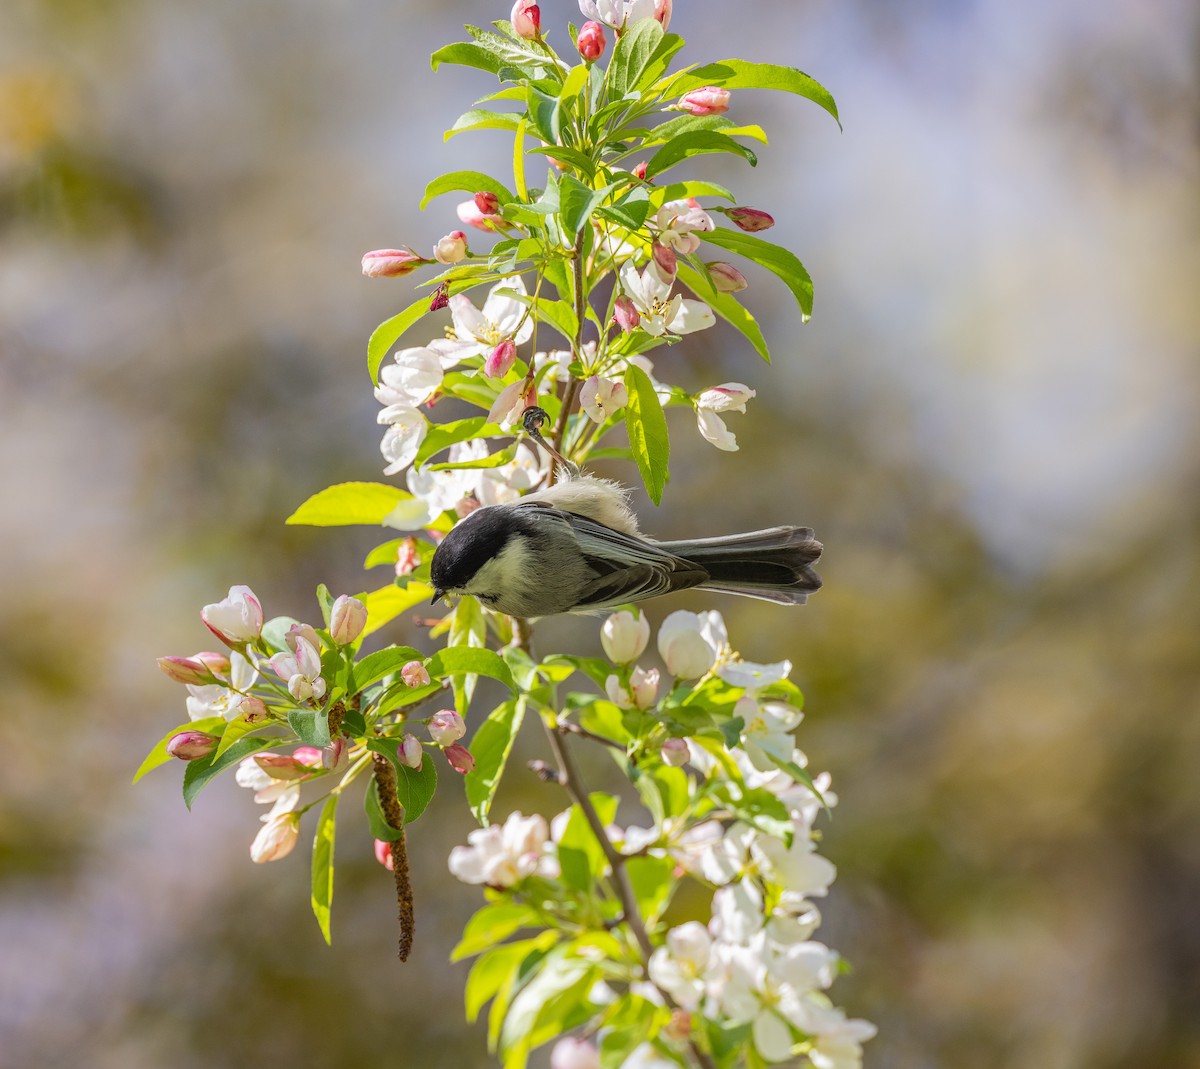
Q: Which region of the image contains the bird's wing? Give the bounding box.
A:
[515,503,707,609]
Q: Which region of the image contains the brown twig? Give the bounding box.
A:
[372,753,415,961]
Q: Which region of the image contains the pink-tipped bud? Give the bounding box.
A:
[601,610,651,664]
[577,21,606,62]
[651,242,677,279]
[157,653,227,685]
[677,86,730,117]
[429,710,466,747]
[630,666,660,710]
[293,746,324,768]
[201,585,264,647]
[484,338,518,379]
[322,737,347,770]
[285,623,321,654]
[395,538,420,576]
[250,812,300,863]
[612,295,641,333]
[166,730,219,761]
[329,594,368,645]
[361,248,426,278]
[254,753,309,780]
[433,230,468,265]
[511,0,541,40]
[633,161,649,182]
[654,0,672,30]
[400,733,423,770]
[474,191,501,216]
[708,261,748,293]
[238,695,269,722]
[458,198,508,233]
[429,283,450,312]
[551,1037,602,1069]
[727,206,775,232]
[401,661,431,688]
[374,838,395,870]
[444,743,475,774]
[661,737,689,767]
[664,1009,692,1043]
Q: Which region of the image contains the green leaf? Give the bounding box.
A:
[627,855,673,921]
[654,179,735,203]
[465,699,526,824]
[364,777,404,841]
[513,117,527,199]
[286,482,413,527]
[368,298,437,384]
[360,583,436,638]
[642,113,766,146]
[431,41,504,77]
[623,364,670,505]
[428,444,518,472]
[644,130,758,179]
[448,109,523,140]
[287,708,331,749]
[182,736,276,810]
[635,31,687,91]
[766,751,826,808]
[557,174,613,239]
[466,934,558,1026]
[311,794,338,945]
[420,170,513,210]
[677,263,769,362]
[133,716,226,784]
[557,793,619,890]
[426,647,517,693]
[524,86,561,144]
[500,949,596,1061]
[703,226,814,320]
[351,646,426,691]
[213,712,259,760]
[671,59,840,127]
[595,186,650,231]
[453,901,539,962]
[608,17,664,97]
[368,738,440,822]
[413,416,491,467]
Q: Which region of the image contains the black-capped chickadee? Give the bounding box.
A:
[429,474,822,618]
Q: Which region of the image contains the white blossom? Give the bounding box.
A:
[447,811,553,887]
[647,921,712,1011]
[440,277,533,364]
[185,651,260,721]
[655,198,715,254]
[657,609,727,679]
[378,405,427,476]
[268,635,326,702]
[739,697,804,773]
[375,346,443,408]
[619,261,714,337]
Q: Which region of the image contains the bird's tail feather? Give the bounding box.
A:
[657,527,823,606]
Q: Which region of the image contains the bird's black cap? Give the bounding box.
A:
[429,507,517,594]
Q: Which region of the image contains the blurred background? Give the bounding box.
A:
[2,0,1198,1066]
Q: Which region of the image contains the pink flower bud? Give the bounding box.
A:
[401,661,431,688]
[444,743,475,774]
[293,746,324,768]
[633,160,649,181]
[661,737,689,767]
[577,21,606,62]
[429,283,450,312]
[511,0,541,40]
[708,261,748,293]
[552,1037,601,1069]
[329,594,368,645]
[285,623,321,654]
[474,191,501,216]
[429,710,466,747]
[484,338,518,379]
[601,610,650,664]
[374,838,395,870]
[727,206,775,232]
[664,1009,692,1042]
[654,0,672,30]
[400,733,423,770]
[166,730,219,761]
[677,86,730,116]
[238,695,269,722]
[254,753,309,780]
[322,737,347,769]
[395,538,420,576]
[612,294,641,333]
[433,230,468,265]
[651,242,677,279]
[157,654,225,686]
[250,812,300,863]
[630,665,659,709]
[361,248,426,278]
[201,585,264,647]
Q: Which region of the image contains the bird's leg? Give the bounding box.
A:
[522,405,580,478]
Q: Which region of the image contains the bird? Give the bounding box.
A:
[428,473,823,619]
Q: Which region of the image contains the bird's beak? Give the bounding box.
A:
[430,590,445,606]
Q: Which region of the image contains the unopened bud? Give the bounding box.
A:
[238,695,269,722]
[457,199,507,233]
[651,242,677,279]
[601,610,650,664]
[484,338,518,379]
[633,160,649,181]
[400,733,423,769]
[166,730,219,761]
[250,812,300,863]
[612,295,641,333]
[285,623,322,654]
[677,86,730,116]
[254,753,309,780]
[661,737,689,767]
[654,0,672,31]
[664,1009,692,1043]
[630,665,659,709]
[395,537,420,576]
[474,191,501,216]
[322,736,347,770]
[708,261,748,293]
[201,585,264,647]
[293,746,324,768]
[361,248,426,278]
[329,594,368,645]
[727,206,775,232]
[374,838,395,870]
[577,21,606,63]
[445,743,475,774]
[158,654,225,686]
[511,0,541,40]
[429,710,466,747]
[401,661,431,688]
[433,230,468,265]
